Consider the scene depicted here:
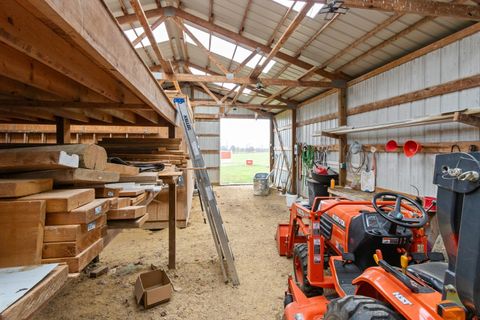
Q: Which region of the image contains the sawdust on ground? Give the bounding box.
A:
[35,186,292,320]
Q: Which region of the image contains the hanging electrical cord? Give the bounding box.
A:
[346,141,366,176]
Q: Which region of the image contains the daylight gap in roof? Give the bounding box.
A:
[272,0,323,18]
[124,23,169,49]
[184,24,275,74]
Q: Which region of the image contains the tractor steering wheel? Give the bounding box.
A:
[372,192,428,228]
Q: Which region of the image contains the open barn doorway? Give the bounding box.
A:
[220,118,270,185]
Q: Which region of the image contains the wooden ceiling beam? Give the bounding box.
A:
[0,43,109,103]
[0,75,62,101]
[250,2,314,79]
[0,99,150,110]
[315,0,480,20]
[239,0,253,35]
[132,16,167,47]
[166,62,299,106]
[173,18,230,75]
[116,6,344,80]
[190,100,293,110]
[129,0,175,76]
[155,73,341,87]
[1,1,140,104]
[336,0,468,72]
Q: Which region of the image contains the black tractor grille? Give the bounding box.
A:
[320,214,333,240]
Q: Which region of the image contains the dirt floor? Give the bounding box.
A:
[36,186,292,320]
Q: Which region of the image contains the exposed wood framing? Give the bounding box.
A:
[250,2,314,79]
[116,7,343,80]
[239,0,253,34]
[315,0,480,20]
[13,0,176,124]
[156,73,341,88]
[190,101,293,110]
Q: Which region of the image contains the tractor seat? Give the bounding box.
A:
[406,262,447,292]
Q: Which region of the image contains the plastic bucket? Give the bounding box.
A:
[286,193,298,208]
[385,140,398,152]
[404,140,422,158]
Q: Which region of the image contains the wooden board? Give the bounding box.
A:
[11,168,119,185]
[143,220,188,230]
[0,144,107,170]
[42,238,104,273]
[107,212,149,229]
[0,265,68,320]
[130,192,147,205]
[45,199,110,225]
[107,205,146,220]
[0,150,78,173]
[118,172,159,183]
[108,197,131,209]
[104,162,139,176]
[119,188,145,197]
[0,200,46,267]
[95,186,121,198]
[44,224,80,243]
[42,226,103,258]
[0,178,53,198]
[20,189,95,212]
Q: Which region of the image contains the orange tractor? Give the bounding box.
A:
[277,152,480,319]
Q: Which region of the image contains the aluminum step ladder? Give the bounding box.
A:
[174,97,240,285]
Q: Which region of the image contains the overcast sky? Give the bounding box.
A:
[220,119,270,148]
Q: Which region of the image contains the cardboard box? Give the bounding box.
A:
[134,269,172,309]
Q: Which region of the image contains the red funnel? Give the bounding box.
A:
[385,140,398,152]
[404,140,422,158]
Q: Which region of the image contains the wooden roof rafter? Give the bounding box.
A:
[310,0,480,20]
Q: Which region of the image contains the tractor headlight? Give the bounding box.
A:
[294,313,305,320]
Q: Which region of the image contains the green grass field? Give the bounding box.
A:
[220,152,270,184]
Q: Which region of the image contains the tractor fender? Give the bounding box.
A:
[352,267,443,320]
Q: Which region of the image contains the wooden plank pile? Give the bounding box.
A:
[98,138,189,168]
[0,143,155,273]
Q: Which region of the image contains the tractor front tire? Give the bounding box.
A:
[324,295,404,320]
[293,244,323,297]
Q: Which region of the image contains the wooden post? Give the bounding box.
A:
[168,125,176,139]
[168,181,177,269]
[291,109,297,194]
[270,118,274,172]
[55,117,71,144]
[338,88,347,186]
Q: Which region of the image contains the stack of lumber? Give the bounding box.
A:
[98,138,189,167]
[105,184,149,229]
[19,189,105,273]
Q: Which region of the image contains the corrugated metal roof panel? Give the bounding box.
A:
[104,0,473,107]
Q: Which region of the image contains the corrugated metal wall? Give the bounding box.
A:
[193,91,221,184]
[276,31,480,197]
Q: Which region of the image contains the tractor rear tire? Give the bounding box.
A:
[324,295,404,320]
[293,244,324,297]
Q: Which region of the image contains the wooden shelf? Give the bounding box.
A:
[314,108,480,138]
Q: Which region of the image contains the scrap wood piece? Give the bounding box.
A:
[0,265,68,320]
[11,168,120,185]
[0,178,53,198]
[20,189,95,213]
[0,150,79,173]
[1,144,108,170]
[0,200,46,268]
[45,199,110,225]
[89,265,108,278]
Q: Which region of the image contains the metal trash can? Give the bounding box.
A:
[253,172,270,196]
